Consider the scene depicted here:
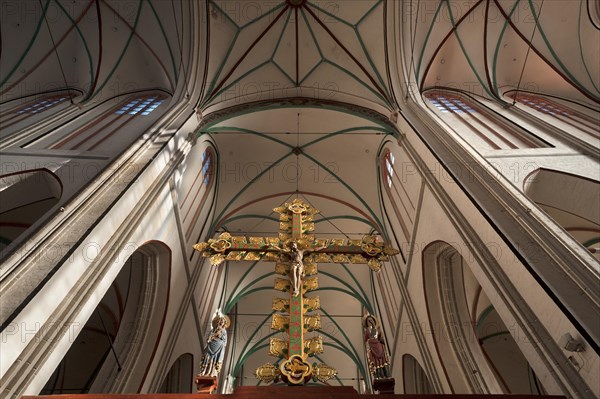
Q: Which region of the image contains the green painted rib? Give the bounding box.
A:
[306,1,353,27]
[479,330,511,342]
[475,304,495,335]
[322,59,390,106]
[299,6,390,106]
[492,0,522,96]
[210,60,271,102]
[205,126,294,148]
[527,0,599,100]
[353,0,391,99]
[221,214,280,226]
[578,0,600,94]
[52,0,94,97]
[202,126,295,149]
[339,263,372,311]
[415,0,444,81]
[209,0,239,27]
[319,270,372,313]
[199,103,398,132]
[147,0,179,81]
[298,59,323,86]
[225,286,276,315]
[226,271,276,313]
[232,313,277,376]
[297,8,325,85]
[240,2,286,30]
[300,151,384,232]
[202,30,240,104]
[270,8,295,85]
[320,307,364,371]
[89,1,144,100]
[208,151,293,233]
[1,0,51,88]
[356,0,383,26]
[444,0,494,98]
[314,215,375,228]
[271,8,292,59]
[300,8,324,58]
[315,287,371,312]
[582,237,600,247]
[313,354,344,385]
[203,1,287,105]
[355,28,391,99]
[273,61,296,86]
[322,340,367,381]
[224,260,260,312]
[301,126,391,149]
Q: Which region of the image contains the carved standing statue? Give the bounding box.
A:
[364,315,395,393]
[195,313,230,394]
[269,240,325,297]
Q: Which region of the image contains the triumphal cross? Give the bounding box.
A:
[193,198,398,385]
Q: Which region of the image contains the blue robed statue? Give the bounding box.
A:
[198,312,229,378]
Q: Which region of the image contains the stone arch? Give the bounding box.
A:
[422,241,501,394]
[0,169,62,251]
[158,353,194,393]
[475,304,546,395]
[402,354,433,394]
[524,168,600,257]
[40,241,171,394]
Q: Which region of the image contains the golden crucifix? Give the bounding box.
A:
[193,198,398,385]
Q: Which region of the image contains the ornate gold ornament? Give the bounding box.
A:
[313,363,338,383]
[269,338,288,358]
[280,355,312,385]
[303,276,318,292]
[191,198,399,386]
[303,296,320,311]
[288,199,310,214]
[361,236,383,256]
[193,242,209,252]
[209,232,233,252]
[304,314,321,331]
[368,257,382,272]
[255,363,280,383]
[209,254,225,266]
[274,278,291,292]
[272,297,289,312]
[304,336,324,356]
[271,314,289,331]
[275,262,289,275]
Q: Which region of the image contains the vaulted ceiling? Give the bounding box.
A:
[1,0,184,103]
[1,0,598,391]
[401,0,600,103]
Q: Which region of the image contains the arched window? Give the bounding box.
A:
[180,146,216,241]
[22,92,170,152]
[424,90,550,151]
[381,149,413,243]
[508,92,599,142]
[0,91,78,136]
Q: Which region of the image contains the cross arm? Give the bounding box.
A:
[193,232,284,266]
